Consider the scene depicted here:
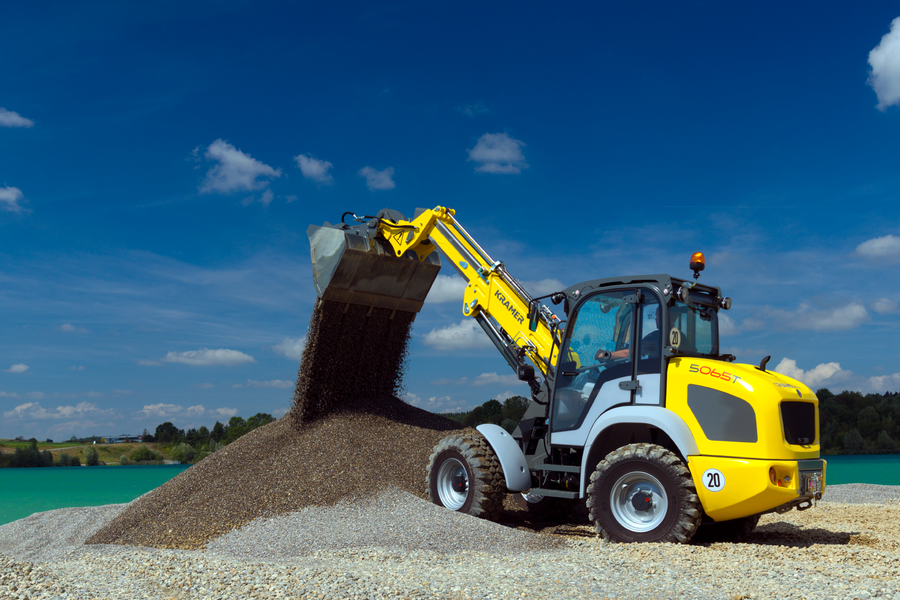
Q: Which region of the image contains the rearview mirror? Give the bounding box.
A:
[528,301,539,332]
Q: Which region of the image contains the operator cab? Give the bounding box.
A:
[550,273,730,439]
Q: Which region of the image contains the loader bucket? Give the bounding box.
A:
[307,220,442,313]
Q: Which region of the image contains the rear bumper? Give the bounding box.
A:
[688,456,826,522]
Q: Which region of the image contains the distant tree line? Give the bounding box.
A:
[0,412,277,468]
[442,396,531,433]
[0,439,101,468]
[818,389,899,454]
[144,413,275,447]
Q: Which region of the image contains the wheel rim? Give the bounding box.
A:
[436,458,469,510]
[609,470,668,532]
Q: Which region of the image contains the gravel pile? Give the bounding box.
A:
[0,505,126,564]
[206,487,561,558]
[86,405,462,550]
[818,482,900,505]
[87,300,466,550]
[2,488,900,599]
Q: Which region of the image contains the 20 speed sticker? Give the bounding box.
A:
[702,468,726,492]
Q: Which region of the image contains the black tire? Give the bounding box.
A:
[426,433,504,521]
[586,443,701,543]
[693,515,760,543]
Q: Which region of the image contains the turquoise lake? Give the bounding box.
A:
[0,455,897,527]
[0,465,191,527]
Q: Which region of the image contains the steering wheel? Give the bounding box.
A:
[593,349,612,362]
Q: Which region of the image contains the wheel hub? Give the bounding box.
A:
[630,490,653,512]
[436,457,469,511]
[610,471,668,532]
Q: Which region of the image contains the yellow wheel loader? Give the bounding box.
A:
[307,207,825,543]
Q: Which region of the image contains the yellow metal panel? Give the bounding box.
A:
[688,455,826,521]
[666,357,820,460]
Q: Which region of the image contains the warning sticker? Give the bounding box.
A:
[702,468,725,492]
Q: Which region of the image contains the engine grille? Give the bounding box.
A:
[781,401,816,445]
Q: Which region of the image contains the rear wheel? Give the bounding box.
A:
[586,443,701,543]
[426,433,504,521]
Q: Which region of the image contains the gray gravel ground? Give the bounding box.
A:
[2,483,899,600]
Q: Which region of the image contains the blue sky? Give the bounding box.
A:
[2,1,900,440]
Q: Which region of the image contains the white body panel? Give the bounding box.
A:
[476,424,531,492]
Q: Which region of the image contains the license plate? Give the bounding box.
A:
[804,473,821,494]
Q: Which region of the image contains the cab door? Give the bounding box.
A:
[550,289,635,446]
[550,289,663,447]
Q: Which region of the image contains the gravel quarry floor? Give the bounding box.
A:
[1,484,899,600]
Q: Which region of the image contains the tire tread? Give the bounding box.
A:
[426,432,504,521]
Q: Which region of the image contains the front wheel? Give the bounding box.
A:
[586,443,701,543]
[426,433,504,521]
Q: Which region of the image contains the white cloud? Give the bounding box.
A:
[458,101,489,117]
[273,336,306,361]
[872,298,900,315]
[431,377,468,385]
[425,274,466,303]
[3,364,29,373]
[472,372,521,386]
[136,403,186,418]
[0,108,34,128]
[422,319,493,351]
[245,379,293,388]
[774,358,852,389]
[199,139,281,195]
[403,392,465,412]
[294,154,334,184]
[70,365,85,371]
[523,279,565,297]
[0,391,21,398]
[3,401,116,420]
[771,302,869,331]
[60,323,88,333]
[718,312,739,336]
[467,133,528,174]
[866,372,900,393]
[868,17,900,111]
[0,186,25,213]
[113,389,133,395]
[161,348,257,367]
[138,359,162,367]
[855,234,900,261]
[258,188,274,207]
[358,166,396,191]
[134,403,235,420]
[194,382,215,389]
